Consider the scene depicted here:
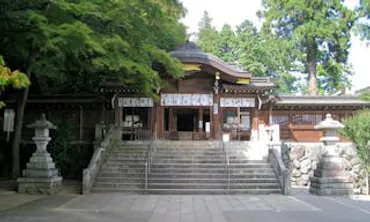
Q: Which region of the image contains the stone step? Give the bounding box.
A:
[149,173,276,179]
[147,178,278,184]
[92,187,144,193]
[150,168,274,174]
[152,154,224,159]
[151,163,271,169]
[153,151,224,155]
[147,188,281,195]
[148,182,280,190]
[110,150,147,154]
[149,159,265,164]
[107,155,147,159]
[95,177,278,184]
[99,168,146,174]
[93,181,144,189]
[98,172,147,177]
[95,177,144,182]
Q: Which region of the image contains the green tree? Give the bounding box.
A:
[259,0,357,95]
[355,0,370,41]
[0,0,186,178]
[196,17,297,94]
[196,11,219,53]
[341,109,370,194]
[236,20,297,94]
[0,56,30,108]
[214,24,238,63]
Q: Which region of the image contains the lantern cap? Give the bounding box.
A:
[314,113,344,130]
[27,113,57,130]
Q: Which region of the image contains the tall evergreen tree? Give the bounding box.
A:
[259,0,357,95]
[197,11,219,53]
[214,24,238,63]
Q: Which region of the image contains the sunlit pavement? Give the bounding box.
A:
[1,188,370,222]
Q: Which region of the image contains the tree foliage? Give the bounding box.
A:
[196,13,296,94]
[0,0,186,95]
[341,110,370,173]
[0,0,186,178]
[259,0,357,95]
[0,56,30,108]
[355,0,370,41]
[197,11,219,53]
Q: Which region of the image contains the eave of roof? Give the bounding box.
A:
[170,41,252,79]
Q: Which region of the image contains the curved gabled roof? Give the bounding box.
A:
[170,41,252,78]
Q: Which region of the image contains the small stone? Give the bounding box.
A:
[354,187,361,194]
[300,158,311,174]
[300,174,310,186]
[292,159,300,169]
[343,159,352,171]
[352,165,360,175]
[349,172,359,182]
[292,168,301,177]
[289,147,305,161]
[312,160,318,170]
[350,158,360,166]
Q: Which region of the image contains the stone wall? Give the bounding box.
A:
[282,142,368,194]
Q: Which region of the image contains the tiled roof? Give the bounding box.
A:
[275,95,370,106]
[170,41,252,78]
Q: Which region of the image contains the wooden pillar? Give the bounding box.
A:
[114,94,122,127]
[252,108,259,131]
[212,94,221,139]
[169,108,175,132]
[155,104,164,139]
[269,103,273,125]
[198,108,203,132]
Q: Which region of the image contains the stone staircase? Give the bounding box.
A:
[92,142,148,192]
[92,140,282,194]
[148,141,282,194]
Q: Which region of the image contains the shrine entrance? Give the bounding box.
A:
[164,107,211,140]
[176,108,197,132]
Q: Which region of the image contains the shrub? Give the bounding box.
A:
[341,110,370,172]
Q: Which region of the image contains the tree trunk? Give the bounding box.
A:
[307,40,318,95]
[11,46,35,179]
[11,72,31,179]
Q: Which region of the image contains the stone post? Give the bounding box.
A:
[17,114,63,194]
[309,114,353,195]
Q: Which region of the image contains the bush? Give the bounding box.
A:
[341,110,370,172]
[47,119,93,180]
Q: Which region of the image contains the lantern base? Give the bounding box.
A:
[17,177,62,195]
[309,156,353,196]
[17,150,63,195]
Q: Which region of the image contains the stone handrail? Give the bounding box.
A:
[82,125,118,194]
[268,148,291,195]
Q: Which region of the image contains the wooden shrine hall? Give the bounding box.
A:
[101,41,370,142]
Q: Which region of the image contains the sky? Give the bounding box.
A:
[180,0,370,93]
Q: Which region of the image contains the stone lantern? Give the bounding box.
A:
[309,114,353,195]
[17,114,63,194]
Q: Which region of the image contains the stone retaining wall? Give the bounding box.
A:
[282,142,368,194]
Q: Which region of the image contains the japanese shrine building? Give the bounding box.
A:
[101,41,370,142]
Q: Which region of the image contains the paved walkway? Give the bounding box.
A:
[1,189,370,222]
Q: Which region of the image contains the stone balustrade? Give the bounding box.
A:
[82,125,118,194]
[268,148,291,195]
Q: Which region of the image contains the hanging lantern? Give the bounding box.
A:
[3,109,15,142]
